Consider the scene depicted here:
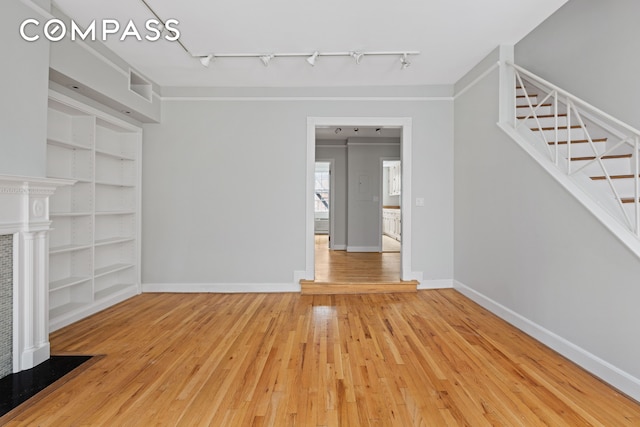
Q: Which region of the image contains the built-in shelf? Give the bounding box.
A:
[94,263,134,279]
[48,176,92,183]
[49,276,92,292]
[50,212,93,217]
[47,137,92,151]
[129,70,152,102]
[95,149,135,161]
[47,90,141,332]
[95,284,134,301]
[95,180,135,188]
[49,243,94,255]
[94,237,135,247]
[95,211,136,216]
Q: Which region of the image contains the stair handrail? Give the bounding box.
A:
[505,61,640,236]
[507,61,640,138]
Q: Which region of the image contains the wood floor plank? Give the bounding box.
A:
[3,290,640,426]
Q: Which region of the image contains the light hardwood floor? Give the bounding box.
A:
[3,290,639,425]
[314,235,401,282]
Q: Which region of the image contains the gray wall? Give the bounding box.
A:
[454,55,640,391]
[0,0,50,176]
[347,140,400,250]
[143,98,454,285]
[515,0,640,129]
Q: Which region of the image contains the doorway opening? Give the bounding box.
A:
[381,159,401,253]
[314,161,332,248]
[305,117,414,284]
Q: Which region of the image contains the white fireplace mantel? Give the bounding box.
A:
[0,175,73,372]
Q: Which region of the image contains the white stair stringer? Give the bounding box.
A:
[499,121,640,260]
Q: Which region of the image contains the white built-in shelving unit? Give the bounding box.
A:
[46,90,141,331]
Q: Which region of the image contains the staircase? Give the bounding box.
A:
[510,64,640,239]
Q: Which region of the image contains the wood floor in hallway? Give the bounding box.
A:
[314,235,401,283]
[3,290,640,426]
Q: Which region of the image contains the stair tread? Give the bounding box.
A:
[621,198,640,204]
[516,94,538,98]
[517,103,552,108]
[591,174,640,180]
[571,153,632,161]
[531,125,582,131]
[547,138,607,145]
[517,113,568,119]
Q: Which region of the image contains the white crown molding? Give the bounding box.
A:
[453,62,499,99]
[453,280,640,402]
[161,96,453,102]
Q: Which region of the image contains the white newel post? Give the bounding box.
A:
[498,45,515,127]
[0,175,73,373]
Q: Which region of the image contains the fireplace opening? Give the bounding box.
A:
[0,234,13,379]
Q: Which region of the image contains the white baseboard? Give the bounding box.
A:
[347,246,379,252]
[418,279,454,289]
[142,283,302,293]
[453,280,640,402]
[332,244,347,250]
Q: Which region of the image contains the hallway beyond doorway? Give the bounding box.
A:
[302,236,417,294]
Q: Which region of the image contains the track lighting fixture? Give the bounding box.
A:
[400,53,410,69]
[376,128,382,134]
[334,128,342,134]
[260,54,274,67]
[354,128,359,133]
[194,51,419,69]
[306,51,319,66]
[199,54,213,67]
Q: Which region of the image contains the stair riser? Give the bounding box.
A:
[517,105,553,116]
[622,203,640,224]
[533,128,588,141]
[520,116,569,127]
[516,96,539,107]
[547,142,607,158]
[592,178,640,199]
[571,158,633,176]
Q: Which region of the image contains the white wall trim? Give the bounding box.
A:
[142,283,301,293]
[346,246,379,253]
[306,117,413,281]
[162,96,453,102]
[454,62,499,99]
[418,279,453,290]
[453,280,640,402]
[332,244,347,250]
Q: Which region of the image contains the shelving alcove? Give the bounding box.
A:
[46,90,142,332]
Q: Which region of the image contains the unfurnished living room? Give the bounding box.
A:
[1,0,640,424]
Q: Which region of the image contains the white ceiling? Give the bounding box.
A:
[52,0,568,88]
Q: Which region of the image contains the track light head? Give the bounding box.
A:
[376,128,382,134]
[199,54,213,67]
[307,51,319,66]
[260,54,274,67]
[334,127,342,134]
[350,51,364,64]
[400,53,410,70]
